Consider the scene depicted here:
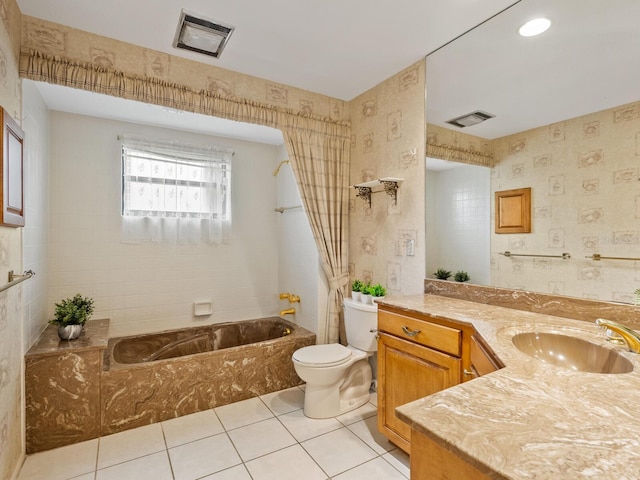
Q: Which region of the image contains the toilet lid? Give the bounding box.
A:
[293,344,352,367]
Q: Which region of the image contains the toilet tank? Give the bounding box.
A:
[343,298,378,353]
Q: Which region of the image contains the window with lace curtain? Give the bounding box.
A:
[120,135,233,244]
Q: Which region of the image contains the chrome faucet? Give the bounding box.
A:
[595,318,640,353]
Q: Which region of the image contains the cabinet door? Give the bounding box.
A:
[378,332,461,454]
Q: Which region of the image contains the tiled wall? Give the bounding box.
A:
[348,60,426,296]
[49,112,282,337]
[426,164,490,284]
[491,100,640,302]
[275,145,327,335]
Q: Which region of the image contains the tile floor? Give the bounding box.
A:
[17,386,409,480]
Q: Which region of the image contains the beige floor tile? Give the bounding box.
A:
[17,439,98,480]
[301,428,377,477]
[260,387,305,415]
[245,444,327,480]
[169,432,241,480]
[200,464,252,480]
[68,474,95,480]
[214,397,274,430]
[97,423,165,469]
[162,409,224,448]
[95,451,172,480]
[347,416,396,455]
[332,457,407,480]
[227,417,296,462]
[277,408,342,442]
[336,402,377,426]
[382,449,410,478]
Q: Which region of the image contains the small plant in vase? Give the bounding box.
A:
[371,283,387,301]
[454,271,471,283]
[360,283,373,304]
[49,294,95,340]
[434,268,452,280]
[351,279,364,302]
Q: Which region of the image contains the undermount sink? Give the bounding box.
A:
[511,332,634,374]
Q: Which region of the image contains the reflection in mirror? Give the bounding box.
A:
[425,158,490,285]
[425,0,640,304]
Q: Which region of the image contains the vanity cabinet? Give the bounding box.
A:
[468,334,502,378]
[377,308,464,454]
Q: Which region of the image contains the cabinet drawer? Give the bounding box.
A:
[378,311,461,356]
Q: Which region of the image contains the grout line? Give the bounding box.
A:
[159,422,176,480]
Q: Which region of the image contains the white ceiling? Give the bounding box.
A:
[16,0,518,101]
[18,0,639,143]
[426,0,640,139]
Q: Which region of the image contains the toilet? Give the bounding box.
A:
[292,298,378,418]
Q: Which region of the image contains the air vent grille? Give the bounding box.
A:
[446,110,495,128]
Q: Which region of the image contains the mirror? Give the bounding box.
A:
[425,0,640,304]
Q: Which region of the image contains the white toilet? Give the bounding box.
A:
[292,298,378,418]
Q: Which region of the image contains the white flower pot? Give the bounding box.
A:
[351,291,361,302]
[361,293,373,305]
[57,324,84,340]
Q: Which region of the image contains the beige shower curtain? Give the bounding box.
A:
[20,49,351,344]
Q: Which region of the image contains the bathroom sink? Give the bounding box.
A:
[511,332,633,374]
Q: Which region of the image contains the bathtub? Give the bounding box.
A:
[101,317,315,435]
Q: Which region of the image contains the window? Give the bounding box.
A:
[120,135,233,244]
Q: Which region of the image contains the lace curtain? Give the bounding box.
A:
[120,135,233,244]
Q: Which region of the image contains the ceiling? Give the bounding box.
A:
[426,0,640,139]
[16,0,518,101]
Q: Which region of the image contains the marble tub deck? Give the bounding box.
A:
[381,294,640,480]
[24,318,315,453]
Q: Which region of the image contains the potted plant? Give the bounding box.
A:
[351,279,364,302]
[434,268,452,280]
[50,294,95,340]
[454,271,470,282]
[360,283,373,305]
[371,283,387,302]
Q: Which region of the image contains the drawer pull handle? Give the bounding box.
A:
[402,326,421,337]
[463,369,475,376]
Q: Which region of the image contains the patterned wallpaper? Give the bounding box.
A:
[20,16,348,122]
[491,100,640,303]
[0,0,27,478]
[348,60,426,296]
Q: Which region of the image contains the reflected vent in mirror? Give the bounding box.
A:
[446,110,495,128]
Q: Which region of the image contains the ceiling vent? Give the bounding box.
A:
[446,110,495,128]
[173,10,235,58]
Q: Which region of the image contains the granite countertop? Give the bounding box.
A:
[378,295,640,479]
[26,319,110,358]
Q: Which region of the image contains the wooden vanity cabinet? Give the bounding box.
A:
[377,307,466,454]
[468,334,503,378]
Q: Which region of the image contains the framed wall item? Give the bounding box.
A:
[495,187,531,234]
[1,107,25,227]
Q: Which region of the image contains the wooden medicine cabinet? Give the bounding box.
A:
[495,187,530,234]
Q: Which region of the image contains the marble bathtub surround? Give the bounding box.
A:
[25,318,315,453]
[380,294,640,479]
[25,319,110,453]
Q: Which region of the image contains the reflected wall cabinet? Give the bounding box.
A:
[1,107,24,227]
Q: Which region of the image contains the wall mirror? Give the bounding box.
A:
[425,0,640,304]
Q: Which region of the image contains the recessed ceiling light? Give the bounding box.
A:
[173,9,235,58]
[518,18,551,37]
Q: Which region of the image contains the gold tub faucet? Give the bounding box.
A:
[280,308,296,316]
[595,318,640,353]
[279,293,301,303]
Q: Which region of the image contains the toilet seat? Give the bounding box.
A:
[292,344,352,368]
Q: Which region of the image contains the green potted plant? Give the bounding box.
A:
[360,283,373,305]
[351,279,364,302]
[371,283,387,302]
[50,294,95,340]
[454,270,470,282]
[434,268,452,280]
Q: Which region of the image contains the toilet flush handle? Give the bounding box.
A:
[370,328,379,340]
